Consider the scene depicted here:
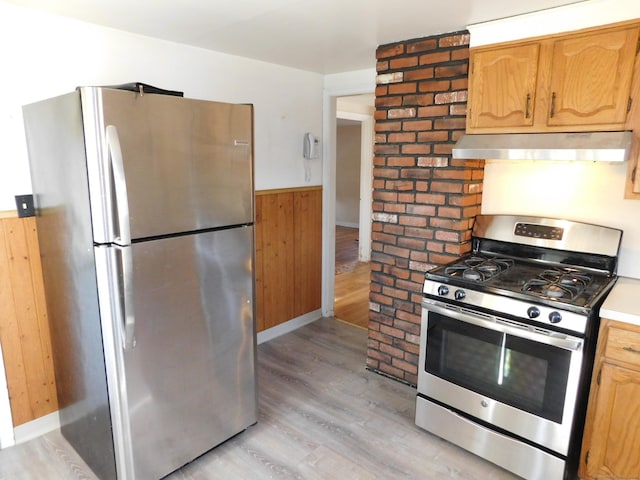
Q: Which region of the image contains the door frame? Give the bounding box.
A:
[321,86,374,317]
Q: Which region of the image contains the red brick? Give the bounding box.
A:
[404,68,435,82]
[384,203,406,214]
[438,206,462,219]
[406,204,436,216]
[376,96,403,107]
[384,244,411,258]
[389,83,418,95]
[430,217,470,230]
[388,132,417,143]
[420,51,451,65]
[402,94,436,106]
[415,193,447,205]
[416,131,449,143]
[398,237,426,251]
[402,119,432,131]
[400,167,431,179]
[430,181,463,193]
[429,252,462,265]
[397,193,416,204]
[417,105,448,117]
[377,60,389,72]
[401,144,431,155]
[452,48,470,61]
[375,121,402,133]
[407,38,438,53]
[390,56,419,69]
[382,286,409,301]
[433,144,454,155]
[449,104,467,116]
[432,169,472,180]
[404,227,434,239]
[435,64,468,78]
[377,43,406,59]
[426,241,444,253]
[373,167,400,179]
[373,190,399,202]
[419,80,451,93]
[434,116,467,129]
[375,85,388,96]
[374,144,401,155]
[399,216,427,227]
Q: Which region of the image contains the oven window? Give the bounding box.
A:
[425,312,571,423]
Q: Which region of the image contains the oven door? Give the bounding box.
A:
[417,299,584,456]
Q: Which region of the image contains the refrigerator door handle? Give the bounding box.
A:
[115,245,136,350]
[106,125,132,246]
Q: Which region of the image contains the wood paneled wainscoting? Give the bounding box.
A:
[0,215,57,427]
[255,186,322,332]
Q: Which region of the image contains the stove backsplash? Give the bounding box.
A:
[482,160,640,280]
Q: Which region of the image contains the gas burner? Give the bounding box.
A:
[522,268,592,301]
[444,256,514,283]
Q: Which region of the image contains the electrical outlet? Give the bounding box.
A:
[15,194,35,218]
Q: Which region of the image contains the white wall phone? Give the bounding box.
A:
[303,132,320,159]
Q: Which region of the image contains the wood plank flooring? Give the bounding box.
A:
[0,318,519,480]
[334,226,371,329]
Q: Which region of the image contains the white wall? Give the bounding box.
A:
[473,0,640,279]
[336,124,361,226]
[0,1,324,212]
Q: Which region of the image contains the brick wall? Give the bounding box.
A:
[366,31,485,386]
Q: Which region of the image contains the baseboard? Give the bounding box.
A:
[336,221,359,228]
[257,310,322,344]
[13,411,60,445]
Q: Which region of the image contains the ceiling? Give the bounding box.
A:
[5,0,585,74]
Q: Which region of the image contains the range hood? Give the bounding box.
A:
[452,131,633,162]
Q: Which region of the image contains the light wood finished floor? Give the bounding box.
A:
[335,226,371,329]
[0,318,519,480]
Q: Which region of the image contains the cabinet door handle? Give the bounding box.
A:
[525,93,531,119]
[549,92,557,118]
[623,346,640,354]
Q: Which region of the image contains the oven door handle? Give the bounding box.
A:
[424,301,583,352]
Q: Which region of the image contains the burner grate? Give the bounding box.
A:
[522,268,592,301]
[444,256,514,282]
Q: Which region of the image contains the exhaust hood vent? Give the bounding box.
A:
[452,131,633,162]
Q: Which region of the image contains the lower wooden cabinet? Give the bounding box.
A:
[580,319,640,479]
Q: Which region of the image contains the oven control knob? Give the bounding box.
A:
[527,306,540,319]
[454,289,466,300]
[549,311,562,324]
[437,285,449,296]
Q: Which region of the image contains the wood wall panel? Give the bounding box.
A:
[0,217,57,426]
[255,187,322,332]
[293,189,322,317]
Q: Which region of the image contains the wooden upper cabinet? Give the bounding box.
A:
[467,22,640,133]
[468,44,540,129]
[548,27,639,127]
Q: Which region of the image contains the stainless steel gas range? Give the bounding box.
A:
[415,214,622,480]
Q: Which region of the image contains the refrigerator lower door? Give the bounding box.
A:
[100,226,257,479]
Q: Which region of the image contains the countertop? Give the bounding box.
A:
[600,277,640,326]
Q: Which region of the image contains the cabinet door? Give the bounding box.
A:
[586,362,640,479]
[468,44,540,129]
[547,27,639,127]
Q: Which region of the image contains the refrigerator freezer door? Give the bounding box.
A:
[82,87,254,243]
[106,226,257,479]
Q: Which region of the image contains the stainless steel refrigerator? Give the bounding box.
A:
[22,85,257,480]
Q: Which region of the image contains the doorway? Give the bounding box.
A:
[332,96,374,328]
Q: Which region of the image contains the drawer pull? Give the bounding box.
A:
[622,346,640,355]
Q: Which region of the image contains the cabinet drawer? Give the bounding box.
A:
[605,326,640,367]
